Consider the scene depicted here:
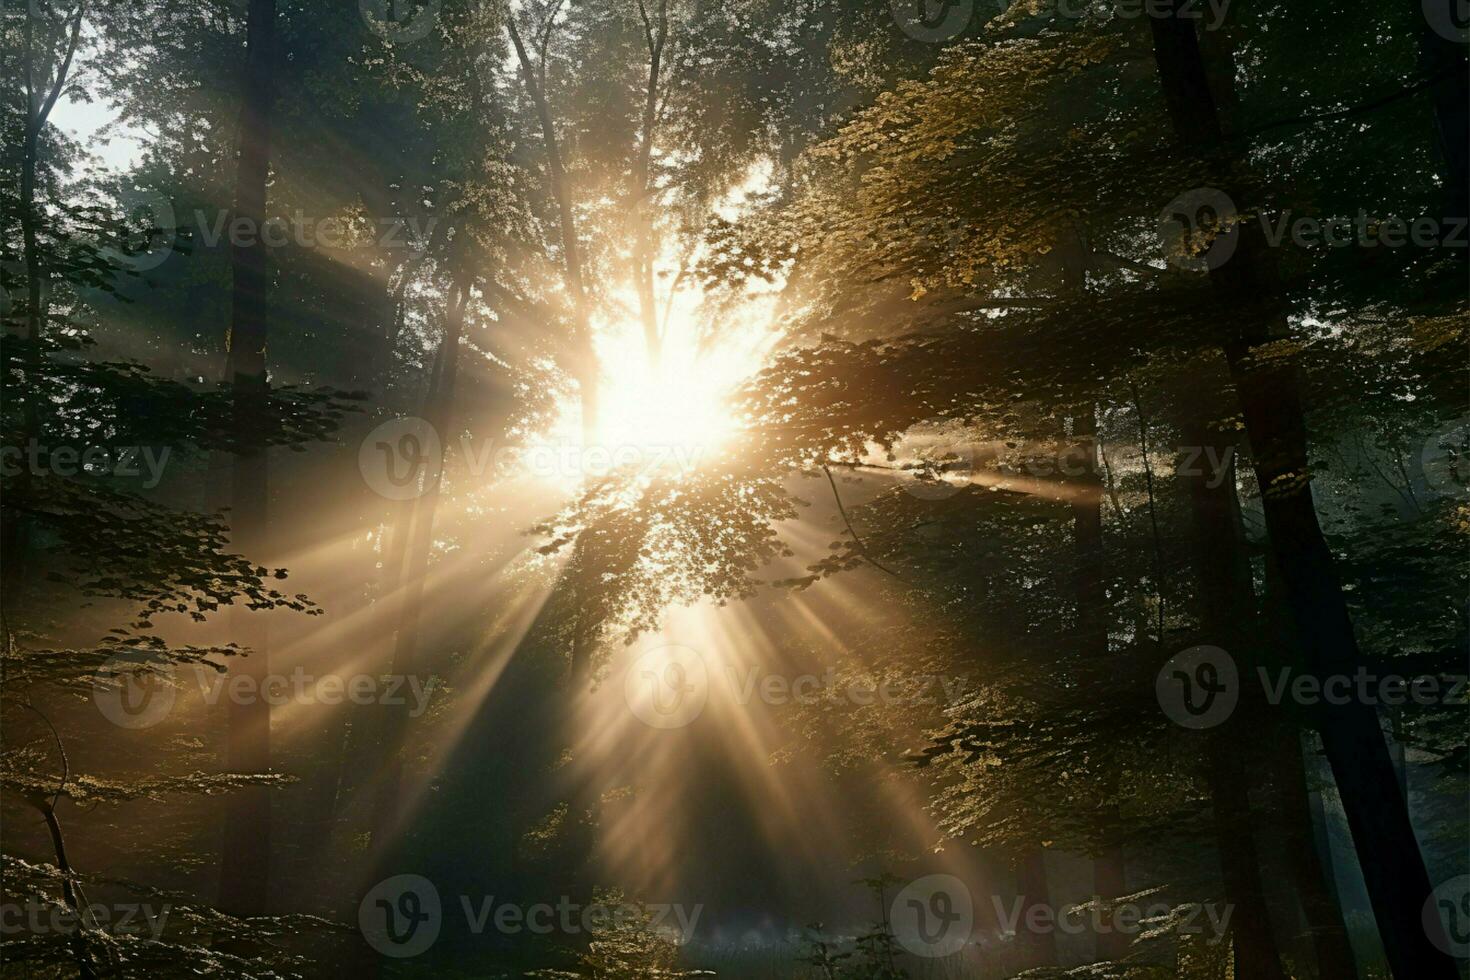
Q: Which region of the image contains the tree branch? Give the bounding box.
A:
[822,465,906,581]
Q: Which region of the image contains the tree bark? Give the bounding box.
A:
[1148,7,1458,976]
[1178,414,1289,980]
[1205,747,1288,980]
[1272,727,1361,979]
[1014,848,1058,969]
[1258,556,1361,979]
[631,0,668,366]
[218,0,276,918]
[34,800,99,980]
[368,276,470,848]
[1416,0,1469,229]
[1057,235,1131,965]
[7,1,85,593]
[506,14,599,443]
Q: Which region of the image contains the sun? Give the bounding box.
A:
[594,340,735,461]
[565,298,771,482]
[523,300,776,491]
[535,159,784,487]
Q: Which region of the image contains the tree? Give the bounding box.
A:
[217,0,278,918]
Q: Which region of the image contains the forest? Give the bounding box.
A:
[1,0,1467,977]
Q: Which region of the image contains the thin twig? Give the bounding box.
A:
[822,465,906,581]
[1235,67,1459,141]
[1130,382,1165,644]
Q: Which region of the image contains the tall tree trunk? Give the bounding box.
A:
[1076,415,1128,963]
[1178,414,1289,980]
[1014,848,1058,969]
[1057,234,1131,965]
[218,0,276,918]
[631,0,668,366]
[1147,9,1457,975]
[506,16,599,443]
[507,17,606,901]
[7,1,85,593]
[1260,557,1361,979]
[1273,727,1361,979]
[368,276,469,848]
[1417,0,1469,230]
[1205,747,1288,980]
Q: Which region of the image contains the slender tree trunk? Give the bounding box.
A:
[507,18,606,901]
[32,799,99,980]
[506,17,599,442]
[1259,557,1360,979]
[1204,748,1289,980]
[1014,848,1058,969]
[7,1,85,594]
[1081,423,1129,961]
[1178,414,1289,980]
[1147,12,1457,975]
[1057,235,1131,964]
[1417,0,1469,230]
[631,0,667,366]
[218,0,276,918]
[368,277,469,848]
[1272,727,1361,979]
